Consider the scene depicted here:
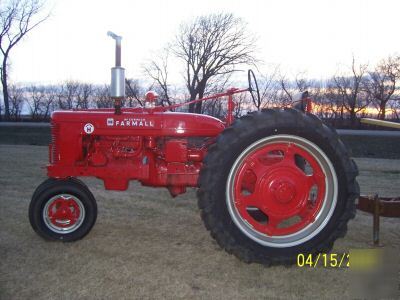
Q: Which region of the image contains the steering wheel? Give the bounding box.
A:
[248,69,260,107]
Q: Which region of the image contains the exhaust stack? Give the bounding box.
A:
[107,31,125,114]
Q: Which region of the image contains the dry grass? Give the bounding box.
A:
[0,145,399,299]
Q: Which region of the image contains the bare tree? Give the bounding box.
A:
[174,13,257,113]
[28,85,56,120]
[0,95,3,116]
[125,79,144,107]
[93,84,113,108]
[390,99,400,120]
[279,72,314,104]
[232,92,251,117]
[200,71,233,116]
[28,85,44,119]
[76,83,92,109]
[333,57,368,126]
[365,55,400,120]
[57,81,79,109]
[8,84,24,120]
[256,68,281,109]
[143,50,173,106]
[42,85,57,119]
[201,97,226,118]
[320,81,344,124]
[276,75,296,106]
[0,0,49,120]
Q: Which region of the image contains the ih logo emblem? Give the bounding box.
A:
[84,123,95,134]
[107,118,114,126]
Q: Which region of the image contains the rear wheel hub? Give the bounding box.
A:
[270,179,296,204]
[226,135,337,247]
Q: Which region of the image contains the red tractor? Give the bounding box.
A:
[29,32,359,265]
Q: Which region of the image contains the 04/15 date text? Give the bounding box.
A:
[297,249,381,269]
[297,253,350,268]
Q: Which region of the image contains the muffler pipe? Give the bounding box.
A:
[107,31,125,114]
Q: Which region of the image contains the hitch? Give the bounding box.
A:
[357,195,400,246]
[108,31,125,114]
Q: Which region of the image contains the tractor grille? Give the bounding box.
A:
[50,122,60,164]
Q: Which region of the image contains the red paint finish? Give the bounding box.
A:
[47,87,314,198]
[306,98,312,113]
[156,88,248,113]
[165,139,187,162]
[226,88,238,126]
[233,142,326,236]
[145,91,158,103]
[47,197,81,228]
[51,110,225,137]
[48,109,225,195]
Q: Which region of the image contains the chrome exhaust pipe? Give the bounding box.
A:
[107,31,125,100]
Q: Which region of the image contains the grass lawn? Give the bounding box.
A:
[0,144,399,299]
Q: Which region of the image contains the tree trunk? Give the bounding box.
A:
[340,105,344,120]
[195,89,204,114]
[2,82,10,121]
[194,81,207,114]
[1,59,10,121]
[350,107,356,128]
[379,102,386,120]
[188,90,197,113]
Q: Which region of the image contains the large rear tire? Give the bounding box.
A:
[197,108,359,265]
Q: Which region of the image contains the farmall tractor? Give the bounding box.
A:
[29,33,359,265]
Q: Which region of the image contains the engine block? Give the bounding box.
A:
[47,109,223,196]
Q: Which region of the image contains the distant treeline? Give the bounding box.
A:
[1,62,399,130]
[1,13,399,128]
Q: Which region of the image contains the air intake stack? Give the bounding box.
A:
[107,31,125,114]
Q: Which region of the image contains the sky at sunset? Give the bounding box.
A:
[9,0,400,86]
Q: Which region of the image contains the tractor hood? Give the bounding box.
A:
[51,110,225,137]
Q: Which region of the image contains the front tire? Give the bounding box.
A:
[29,178,97,242]
[197,108,359,265]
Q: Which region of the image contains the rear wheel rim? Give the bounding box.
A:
[226,135,338,248]
[43,194,85,234]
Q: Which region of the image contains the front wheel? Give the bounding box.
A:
[197,108,359,265]
[29,178,97,241]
